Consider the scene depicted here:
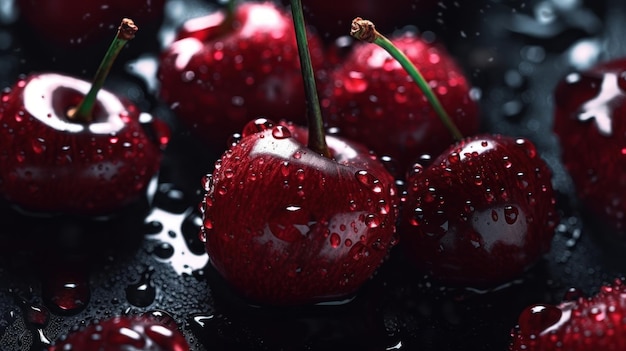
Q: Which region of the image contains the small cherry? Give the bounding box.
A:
[0,18,170,216]
[351,18,558,287]
[322,24,480,175]
[553,58,626,236]
[157,0,328,149]
[48,310,190,351]
[510,278,626,351]
[199,1,399,306]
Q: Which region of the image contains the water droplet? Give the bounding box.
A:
[517,304,563,336]
[271,125,291,139]
[330,233,341,248]
[201,174,213,192]
[491,210,498,222]
[242,118,275,137]
[504,205,519,224]
[365,214,381,228]
[31,138,46,154]
[125,268,157,308]
[563,287,584,301]
[344,70,368,93]
[181,70,195,82]
[143,220,163,235]
[355,170,382,193]
[268,205,308,242]
[43,268,90,316]
[153,242,174,259]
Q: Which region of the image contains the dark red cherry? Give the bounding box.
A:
[200,118,399,305]
[322,30,480,174]
[553,58,626,234]
[399,134,558,287]
[48,311,190,351]
[157,1,328,148]
[0,19,169,215]
[510,278,626,351]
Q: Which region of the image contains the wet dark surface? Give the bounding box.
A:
[1,0,625,350]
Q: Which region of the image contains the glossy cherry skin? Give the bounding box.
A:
[16,0,165,48]
[0,73,169,216]
[157,2,328,148]
[200,118,399,306]
[49,311,190,351]
[399,134,558,287]
[553,58,626,235]
[510,278,626,351]
[321,30,480,175]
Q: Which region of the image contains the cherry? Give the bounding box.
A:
[199,1,399,306]
[400,134,558,286]
[157,0,327,149]
[48,311,190,351]
[509,278,626,351]
[350,18,558,287]
[322,28,480,175]
[553,58,626,235]
[202,118,399,305]
[0,19,169,216]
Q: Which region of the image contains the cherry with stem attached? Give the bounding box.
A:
[351,18,558,288]
[324,18,480,176]
[157,0,328,149]
[199,2,399,306]
[0,18,169,216]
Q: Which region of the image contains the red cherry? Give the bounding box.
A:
[399,134,558,287]
[0,19,169,215]
[48,311,190,351]
[553,58,626,234]
[322,30,480,174]
[16,0,165,49]
[157,1,328,148]
[509,278,626,351]
[200,118,399,305]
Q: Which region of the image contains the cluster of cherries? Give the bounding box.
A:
[2,0,626,350]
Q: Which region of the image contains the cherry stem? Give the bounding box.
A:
[290,0,331,158]
[69,18,138,123]
[350,17,463,141]
[224,0,237,23]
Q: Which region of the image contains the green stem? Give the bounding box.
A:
[224,0,237,24]
[69,18,138,123]
[290,0,331,158]
[350,17,463,141]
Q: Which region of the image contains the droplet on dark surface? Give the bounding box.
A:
[182,211,207,255]
[143,220,163,235]
[153,183,189,213]
[153,241,175,259]
[42,267,90,316]
[125,268,157,308]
